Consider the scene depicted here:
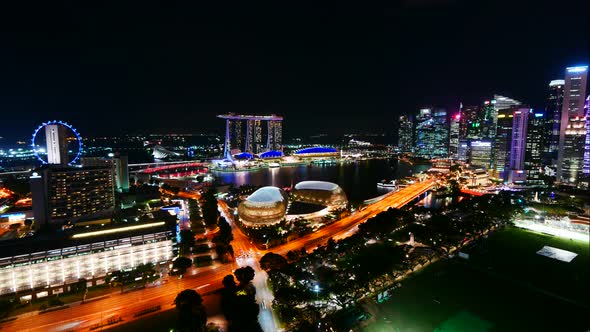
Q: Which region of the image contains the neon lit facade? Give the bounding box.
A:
[583,96,590,180]
[558,65,588,181]
[259,150,283,159]
[508,109,530,184]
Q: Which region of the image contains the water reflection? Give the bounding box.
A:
[212,159,430,202]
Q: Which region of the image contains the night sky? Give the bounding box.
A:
[0,1,588,141]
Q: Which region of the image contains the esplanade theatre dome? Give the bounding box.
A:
[291,181,348,208]
[238,186,289,227]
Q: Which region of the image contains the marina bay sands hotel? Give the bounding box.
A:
[218,113,283,159]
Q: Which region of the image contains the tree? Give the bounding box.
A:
[179,230,195,256]
[259,253,288,272]
[220,275,237,322]
[234,266,255,286]
[220,271,262,332]
[215,218,233,244]
[215,244,230,263]
[201,189,219,227]
[71,278,87,294]
[174,289,207,332]
[173,257,193,275]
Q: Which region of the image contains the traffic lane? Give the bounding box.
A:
[1,265,235,332]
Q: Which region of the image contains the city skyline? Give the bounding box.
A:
[0,1,588,141]
[1,2,589,332]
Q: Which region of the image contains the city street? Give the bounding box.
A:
[0,180,433,332]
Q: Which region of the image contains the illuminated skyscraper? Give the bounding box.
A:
[31,166,115,225]
[492,108,514,181]
[583,96,590,185]
[81,155,130,193]
[488,95,521,172]
[525,111,547,185]
[267,120,283,152]
[545,79,565,163]
[561,115,587,184]
[415,108,448,158]
[508,108,530,184]
[398,115,414,153]
[459,105,482,140]
[481,100,496,139]
[45,124,68,166]
[218,114,284,158]
[449,113,460,159]
[469,140,492,168]
[558,65,588,181]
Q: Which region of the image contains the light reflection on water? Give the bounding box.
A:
[212,159,431,202]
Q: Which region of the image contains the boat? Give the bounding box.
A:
[377,180,397,188]
[268,162,280,168]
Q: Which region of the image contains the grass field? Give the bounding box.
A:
[362,227,589,332]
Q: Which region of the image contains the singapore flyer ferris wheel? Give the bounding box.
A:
[31,120,83,165]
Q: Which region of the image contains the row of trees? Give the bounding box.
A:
[172,266,262,332]
[264,191,524,330]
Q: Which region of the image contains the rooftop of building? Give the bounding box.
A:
[294,146,338,154]
[294,181,340,192]
[246,186,287,203]
[0,219,176,258]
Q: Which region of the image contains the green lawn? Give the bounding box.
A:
[362,227,589,332]
[465,227,589,305]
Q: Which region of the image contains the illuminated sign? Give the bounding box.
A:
[71,222,166,239]
[567,66,588,73]
[471,141,491,147]
[534,113,544,118]
[1,213,26,222]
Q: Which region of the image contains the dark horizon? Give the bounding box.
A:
[0,1,588,142]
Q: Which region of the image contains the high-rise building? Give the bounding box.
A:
[561,115,587,184]
[545,80,565,164]
[449,113,460,159]
[481,100,496,139]
[218,114,284,159]
[469,140,492,168]
[398,115,414,153]
[508,108,530,184]
[583,96,590,183]
[81,155,129,192]
[525,111,547,185]
[459,105,482,140]
[558,66,588,181]
[488,95,521,172]
[45,124,68,165]
[492,108,514,181]
[31,166,115,225]
[457,140,469,162]
[415,108,449,158]
[267,120,283,151]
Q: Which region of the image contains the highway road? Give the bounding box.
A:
[0,180,433,332]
